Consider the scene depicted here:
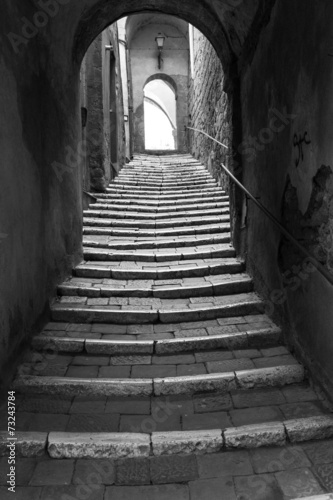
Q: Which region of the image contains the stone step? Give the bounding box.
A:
[95,193,228,206]
[3,415,333,462]
[106,186,222,197]
[112,180,218,191]
[84,207,229,221]
[82,215,230,230]
[116,175,214,185]
[58,273,253,299]
[51,292,264,324]
[13,364,305,398]
[31,324,282,354]
[82,244,235,263]
[83,222,231,238]
[89,202,230,215]
[74,258,245,280]
[82,233,231,250]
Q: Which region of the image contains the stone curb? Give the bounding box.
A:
[2,415,333,459]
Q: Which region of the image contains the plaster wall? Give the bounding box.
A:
[239,0,333,395]
[129,19,189,153]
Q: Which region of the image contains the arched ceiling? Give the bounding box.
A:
[125,14,189,47]
[47,0,276,84]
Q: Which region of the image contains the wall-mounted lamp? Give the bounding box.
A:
[155,33,166,69]
[124,115,129,122]
[105,45,114,51]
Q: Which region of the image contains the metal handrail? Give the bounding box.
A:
[186,126,333,286]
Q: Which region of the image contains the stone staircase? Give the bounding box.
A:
[1,154,333,499]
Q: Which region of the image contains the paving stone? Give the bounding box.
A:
[116,458,150,485]
[0,486,42,500]
[261,346,290,357]
[48,432,151,459]
[150,455,198,484]
[151,396,194,416]
[177,364,207,376]
[250,446,312,473]
[233,349,261,359]
[230,406,284,426]
[29,459,75,485]
[152,354,195,365]
[73,459,115,485]
[66,366,99,378]
[152,429,223,455]
[120,414,181,433]
[282,384,319,403]
[189,477,237,500]
[99,366,131,378]
[195,350,234,363]
[275,468,325,498]
[207,358,255,373]
[92,325,127,334]
[197,450,253,478]
[253,355,299,369]
[41,485,105,500]
[183,411,231,430]
[70,397,107,414]
[0,457,36,486]
[314,463,333,491]
[234,473,283,500]
[18,395,72,414]
[231,388,286,408]
[27,413,70,432]
[72,355,110,366]
[105,484,189,500]
[110,355,152,366]
[105,398,151,415]
[280,402,326,420]
[132,365,177,378]
[67,413,120,432]
[193,393,233,413]
[302,440,333,464]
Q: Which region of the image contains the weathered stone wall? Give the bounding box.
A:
[81,25,126,192]
[239,0,333,397]
[189,29,231,190]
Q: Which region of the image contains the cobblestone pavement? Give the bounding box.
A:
[1,155,332,499]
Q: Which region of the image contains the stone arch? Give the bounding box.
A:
[144,74,178,98]
[72,1,234,78]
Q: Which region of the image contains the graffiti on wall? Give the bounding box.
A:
[293,131,311,167]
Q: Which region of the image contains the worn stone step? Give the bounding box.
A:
[82,215,230,230]
[82,233,231,250]
[58,273,253,299]
[113,178,217,188]
[106,186,223,197]
[13,364,305,399]
[82,244,235,263]
[83,222,231,238]
[90,201,230,215]
[31,324,281,355]
[96,193,228,206]
[112,181,218,192]
[3,415,333,460]
[74,258,245,280]
[50,293,264,324]
[116,173,213,184]
[83,207,229,221]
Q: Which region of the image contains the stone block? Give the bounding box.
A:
[152,429,223,455]
[224,422,286,449]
